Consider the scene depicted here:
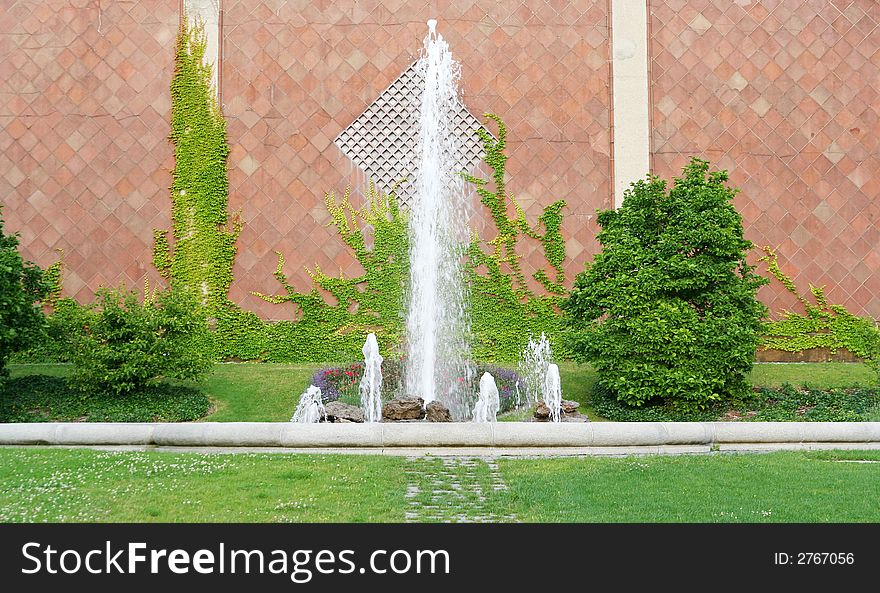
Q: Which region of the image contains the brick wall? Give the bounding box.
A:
[650,0,880,317]
[222,0,611,318]
[2,0,877,320]
[0,0,177,301]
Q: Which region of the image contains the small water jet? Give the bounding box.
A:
[472,372,500,423]
[519,332,552,407]
[404,19,473,420]
[544,363,562,423]
[291,385,325,423]
[360,333,383,423]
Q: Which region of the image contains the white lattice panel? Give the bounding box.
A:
[335,62,489,206]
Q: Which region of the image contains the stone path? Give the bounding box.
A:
[404,456,516,523]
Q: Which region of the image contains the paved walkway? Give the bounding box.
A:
[403,456,517,523]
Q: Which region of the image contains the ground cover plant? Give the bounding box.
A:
[0,375,209,423]
[590,381,880,422]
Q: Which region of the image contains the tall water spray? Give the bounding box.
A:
[404,19,473,419]
[360,333,383,423]
[544,363,562,423]
[472,372,500,423]
[291,385,325,423]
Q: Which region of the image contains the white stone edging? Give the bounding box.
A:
[1,422,879,449]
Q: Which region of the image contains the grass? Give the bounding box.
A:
[7,363,317,423]
[0,448,407,522]
[198,363,317,421]
[5,361,875,423]
[497,450,880,522]
[1,448,878,523]
[748,362,876,388]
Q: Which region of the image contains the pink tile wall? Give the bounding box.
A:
[222,1,612,319]
[0,0,177,301]
[10,1,874,324]
[650,0,880,318]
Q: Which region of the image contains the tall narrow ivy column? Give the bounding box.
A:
[184,0,221,99]
[611,0,651,208]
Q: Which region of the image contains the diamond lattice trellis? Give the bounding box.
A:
[334,62,490,207]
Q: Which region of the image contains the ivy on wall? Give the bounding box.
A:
[463,114,570,360]
[213,186,409,362]
[154,18,241,313]
[13,18,878,370]
[214,116,571,363]
[759,246,880,361]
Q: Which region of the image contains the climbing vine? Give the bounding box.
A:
[759,246,880,362]
[154,17,240,313]
[213,185,409,362]
[207,113,571,362]
[463,113,570,359]
[105,21,573,363]
[16,18,877,371]
[41,252,64,307]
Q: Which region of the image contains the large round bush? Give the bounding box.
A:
[564,159,767,411]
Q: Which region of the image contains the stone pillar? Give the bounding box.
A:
[610,0,651,208]
[183,0,221,99]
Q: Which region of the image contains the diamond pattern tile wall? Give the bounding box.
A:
[650,0,880,318]
[0,0,177,302]
[222,1,611,319]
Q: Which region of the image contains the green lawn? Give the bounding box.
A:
[0,448,407,522]
[748,362,876,388]
[497,450,880,522]
[8,363,317,422]
[199,363,317,421]
[1,448,877,523]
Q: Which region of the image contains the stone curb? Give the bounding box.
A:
[1,422,879,448]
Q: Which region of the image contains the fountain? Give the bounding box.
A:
[404,19,474,420]
[544,363,562,423]
[360,333,383,423]
[292,21,570,427]
[472,372,500,423]
[291,385,325,423]
[519,333,552,407]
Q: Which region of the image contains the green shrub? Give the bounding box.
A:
[56,287,214,395]
[0,205,51,377]
[589,383,723,422]
[0,374,211,422]
[564,159,767,411]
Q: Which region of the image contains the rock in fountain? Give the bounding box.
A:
[359,333,383,423]
[472,372,500,423]
[543,363,562,423]
[291,385,325,423]
[404,19,473,420]
[519,332,552,407]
